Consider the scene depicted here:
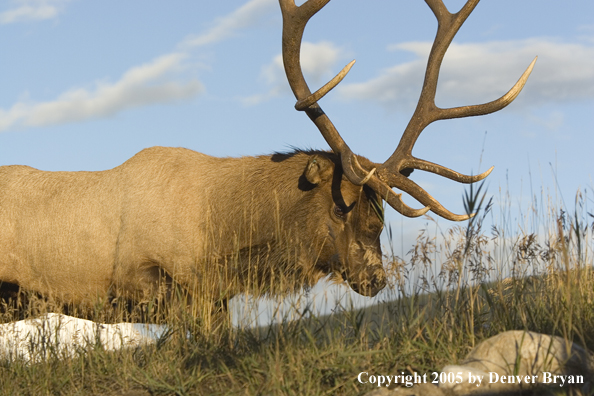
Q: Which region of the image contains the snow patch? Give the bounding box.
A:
[0,313,158,363]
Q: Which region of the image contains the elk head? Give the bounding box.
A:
[279,0,536,294]
[298,151,386,297]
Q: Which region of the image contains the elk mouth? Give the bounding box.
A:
[333,250,386,297]
[329,244,387,297]
[343,272,386,297]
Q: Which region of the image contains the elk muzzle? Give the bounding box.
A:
[340,243,386,297]
[343,264,386,297]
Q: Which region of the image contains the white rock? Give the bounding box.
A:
[460,330,592,378]
[440,331,594,394]
[0,313,157,363]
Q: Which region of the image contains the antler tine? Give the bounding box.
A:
[379,173,474,221]
[279,0,370,186]
[434,57,537,121]
[401,159,493,184]
[295,60,356,111]
[373,0,536,219]
[364,177,431,218]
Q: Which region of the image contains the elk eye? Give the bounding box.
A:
[333,205,346,220]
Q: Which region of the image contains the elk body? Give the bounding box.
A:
[0,147,386,316]
[0,0,535,322]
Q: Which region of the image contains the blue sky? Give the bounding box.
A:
[1,0,593,321]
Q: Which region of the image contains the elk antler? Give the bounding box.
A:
[279,0,536,221]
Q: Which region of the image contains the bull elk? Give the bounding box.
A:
[0,0,534,325]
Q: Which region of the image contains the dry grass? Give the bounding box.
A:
[0,184,593,395]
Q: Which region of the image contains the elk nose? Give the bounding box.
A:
[349,274,387,297]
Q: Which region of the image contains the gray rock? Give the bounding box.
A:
[462,330,592,376]
[365,331,594,396]
[440,330,593,394]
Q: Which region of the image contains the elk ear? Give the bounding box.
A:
[303,155,333,186]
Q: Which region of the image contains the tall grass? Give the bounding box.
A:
[0,185,593,395]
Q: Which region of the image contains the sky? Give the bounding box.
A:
[1,0,593,324]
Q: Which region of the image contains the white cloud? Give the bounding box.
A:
[0,0,70,24]
[181,0,276,48]
[0,0,279,131]
[300,41,346,83]
[0,53,204,131]
[338,38,594,111]
[243,41,347,105]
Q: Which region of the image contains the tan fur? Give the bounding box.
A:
[0,146,386,313]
